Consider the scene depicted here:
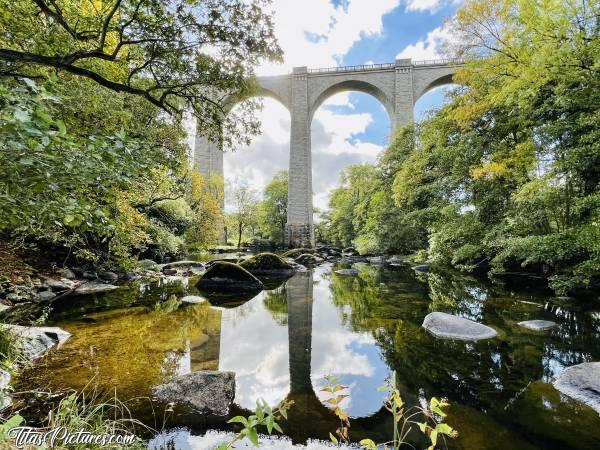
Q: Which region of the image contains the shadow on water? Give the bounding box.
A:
[12,263,600,449]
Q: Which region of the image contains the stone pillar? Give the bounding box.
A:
[287,272,314,394]
[193,132,223,183]
[393,58,414,130]
[193,124,226,243]
[286,67,314,248]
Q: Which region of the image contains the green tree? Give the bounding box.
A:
[259,171,288,246]
[0,0,283,149]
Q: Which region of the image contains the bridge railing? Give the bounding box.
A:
[412,57,466,66]
[308,62,395,74]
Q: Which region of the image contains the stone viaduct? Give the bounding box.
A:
[193,58,464,248]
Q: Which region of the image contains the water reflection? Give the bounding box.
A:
[13,263,600,450]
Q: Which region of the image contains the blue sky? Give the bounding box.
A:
[221,0,461,211]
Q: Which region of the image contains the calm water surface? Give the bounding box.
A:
[16,262,600,449]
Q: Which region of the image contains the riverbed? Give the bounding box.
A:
[14,262,600,449]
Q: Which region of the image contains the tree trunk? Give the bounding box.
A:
[238,223,243,249]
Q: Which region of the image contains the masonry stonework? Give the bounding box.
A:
[194,58,463,248]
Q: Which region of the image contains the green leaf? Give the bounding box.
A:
[227,416,248,427]
[329,432,338,444]
[246,427,259,446]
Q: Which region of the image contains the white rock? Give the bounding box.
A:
[518,320,557,331]
[2,324,71,360]
[422,312,498,341]
[554,362,600,415]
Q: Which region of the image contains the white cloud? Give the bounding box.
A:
[258,0,402,74]
[405,0,442,12]
[395,24,452,60]
[321,92,354,109]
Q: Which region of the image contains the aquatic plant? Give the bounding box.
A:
[217,398,294,449]
[359,381,457,450]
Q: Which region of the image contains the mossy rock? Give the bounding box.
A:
[240,253,295,275]
[196,262,263,294]
[282,248,314,258]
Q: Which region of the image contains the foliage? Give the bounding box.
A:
[0,0,283,149]
[228,184,259,249]
[258,171,288,247]
[321,375,351,446]
[217,398,293,449]
[0,77,225,267]
[323,0,600,294]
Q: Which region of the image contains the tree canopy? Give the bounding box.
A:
[323,0,600,295]
[0,0,283,148]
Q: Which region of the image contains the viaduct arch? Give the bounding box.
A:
[193,58,464,248]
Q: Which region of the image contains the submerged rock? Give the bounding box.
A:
[74,282,119,295]
[196,262,263,294]
[553,362,600,415]
[240,253,295,276]
[422,312,498,341]
[413,264,430,273]
[2,324,71,360]
[335,269,359,276]
[518,320,557,331]
[152,371,235,417]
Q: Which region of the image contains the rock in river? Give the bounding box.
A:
[196,262,263,294]
[181,295,206,304]
[335,269,359,276]
[422,312,498,341]
[152,371,235,417]
[518,320,557,331]
[282,248,314,258]
[413,264,430,273]
[295,254,324,266]
[74,281,119,295]
[553,362,600,415]
[240,253,295,276]
[1,324,71,360]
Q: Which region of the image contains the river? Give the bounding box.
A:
[15,261,600,449]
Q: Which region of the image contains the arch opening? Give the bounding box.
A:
[310,90,392,217]
[310,80,395,126]
[223,97,291,215]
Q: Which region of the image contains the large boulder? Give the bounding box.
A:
[518,320,557,331]
[196,262,263,294]
[282,248,315,258]
[2,324,71,360]
[240,253,295,276]
[553,362,600,415]
[295,254,324,266]
[152,371,235,417]
[422,312,498,341]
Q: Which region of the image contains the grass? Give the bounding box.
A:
[1,388,154,449]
